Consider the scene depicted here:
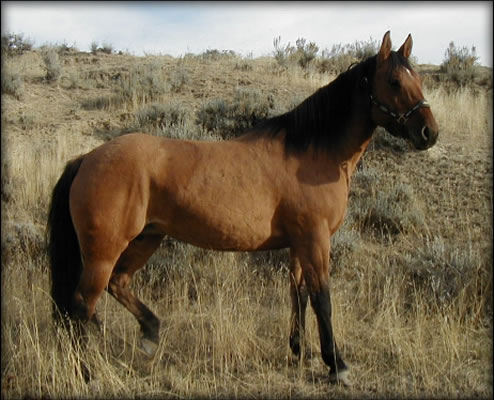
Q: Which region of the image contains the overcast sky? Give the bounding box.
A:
[2,1,492,67]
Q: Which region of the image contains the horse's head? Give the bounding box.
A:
[369,31,439,150]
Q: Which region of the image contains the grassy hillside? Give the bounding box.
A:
[1,45,492,399]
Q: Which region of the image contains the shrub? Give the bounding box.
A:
[201,49,236,61]
[272,36,294,68]
[1,72,24,99]
[117,62,167,106]
[400,235,491,320]
[293,37,319,69]
[317,44,356,75]
[196,99,230,135]
[40,47,63,82]
[1,32,34,56]
[234,61,253,71]
[18,111,36,130]
[272,36,319,70]
[101,42,114,54]
[441,41,479,85]
[90,41,99,54]
[196,88,275,139]
[2,222,45,262]
[65,70,81,89]
[168,64,190,93]
[81,62,167,110]
[80,95,115,110]
[348,167,425,237]
[57,40,78,55]
[347,37,379,61]
[134,102,212,141]
[317,37,379,75]
[134,102,187,131]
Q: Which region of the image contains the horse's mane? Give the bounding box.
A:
[254,55,378,153]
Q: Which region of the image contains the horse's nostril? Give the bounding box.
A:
[421,126,430,142]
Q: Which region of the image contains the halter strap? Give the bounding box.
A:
[370,94,430,125]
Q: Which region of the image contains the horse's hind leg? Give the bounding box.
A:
[72,258,116,331]
[107,233,164,356]
[71,256,118,382]
[289,250,309,360]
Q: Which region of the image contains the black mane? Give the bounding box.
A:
[255,55,378,153]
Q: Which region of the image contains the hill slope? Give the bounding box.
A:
[2,48,492,399]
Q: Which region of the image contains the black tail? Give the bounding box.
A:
[47,155,85,323]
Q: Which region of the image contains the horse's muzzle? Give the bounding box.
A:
[411,124,439,150]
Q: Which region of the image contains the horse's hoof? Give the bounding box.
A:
[329,369,352,387]
[139,337,158,357]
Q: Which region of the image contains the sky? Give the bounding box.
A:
[2,1,492,67]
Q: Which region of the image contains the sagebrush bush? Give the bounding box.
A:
[316,37,379,75]
[1,32,34,56]
[441,41,479,85]
[80,62,167,110]
[134,102,188,131]
[80,95,115,110]
[41,47,63,82]
[65,70,81,90]
[100,42,114,54]
[18,111,37,130]
[234,61,254,72]
[195,99,230,134]
[348,168,425,237]
[347,37,379,62]
[2,222,45,263]
[317,44,356,75]
[201,49,237,61]
[168,63,190,93]
[272,36,292,68]
[90,41,99,54]
[272,36,319,70]
[293,37,319,69]
[116,62,167,107]
[1,72,24,99]
[196,88,275,138]
[396,235,492,322]
[57,40,78,55]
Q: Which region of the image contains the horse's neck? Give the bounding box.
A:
[328,116,376,185]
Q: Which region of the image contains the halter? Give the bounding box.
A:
[369,93,430,125]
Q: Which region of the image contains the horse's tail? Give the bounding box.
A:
[47,155,85,323]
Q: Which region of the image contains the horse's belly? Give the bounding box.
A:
[148,199,286,251]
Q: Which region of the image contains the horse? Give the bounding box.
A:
[47,31,438,385]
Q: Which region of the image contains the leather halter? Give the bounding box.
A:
[369,93,430,125]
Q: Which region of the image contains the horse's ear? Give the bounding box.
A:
[398,33,413,59]
[377,31,392,65]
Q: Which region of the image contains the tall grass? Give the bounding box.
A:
[424,85,492,147]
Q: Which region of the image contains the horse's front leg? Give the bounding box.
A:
[289,250,309,360]
[292,231,351,386]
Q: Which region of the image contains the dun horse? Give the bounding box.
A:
[48,31,438,385]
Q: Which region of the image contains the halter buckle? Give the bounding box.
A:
[396,114,408,125]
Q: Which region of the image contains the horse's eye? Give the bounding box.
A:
[390,79,401,89]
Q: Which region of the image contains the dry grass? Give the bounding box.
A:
[1,47,492,399]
